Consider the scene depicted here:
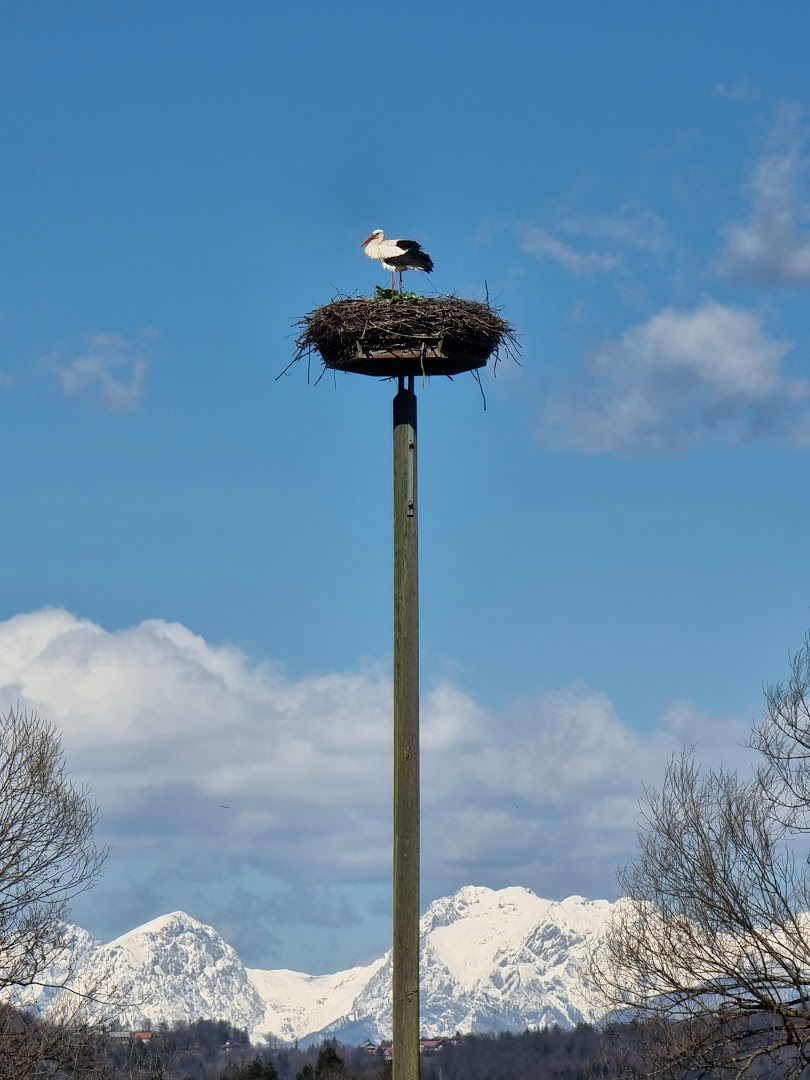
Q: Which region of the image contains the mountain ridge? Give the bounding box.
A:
[23,885,617,1043]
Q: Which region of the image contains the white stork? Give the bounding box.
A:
[361,229,434,290]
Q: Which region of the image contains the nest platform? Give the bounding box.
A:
[290,294,516,379]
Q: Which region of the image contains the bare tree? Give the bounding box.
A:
[0,704,112,1076]
[751,633,810,831]
[590,638,810,1078]
[0,1001,111,1078]
[0,705,107,994]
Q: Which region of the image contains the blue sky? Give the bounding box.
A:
[2,1,810,974]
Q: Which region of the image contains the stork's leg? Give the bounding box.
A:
[398,271,403,292]
[391,270,396,290]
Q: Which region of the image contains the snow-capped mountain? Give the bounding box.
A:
[25,886,617,1043]
[247,957,387,1044]
[9,923,101,1014]
[316,886,614,1042]
[38,912,266,1034]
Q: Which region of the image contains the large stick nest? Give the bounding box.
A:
[286,294,518,380]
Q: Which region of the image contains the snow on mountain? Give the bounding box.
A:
[5,923,101,1014]
[247,957,387,1044]
[317,885,615,1042]
[69,911,266,1033]
[21,886,618,1043]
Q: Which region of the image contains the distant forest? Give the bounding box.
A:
[11,1009,795,1077]
[87,1021,609,1079]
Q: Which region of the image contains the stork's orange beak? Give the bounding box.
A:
[361,234,375,247]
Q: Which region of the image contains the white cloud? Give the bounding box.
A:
[558,206,669,253]
[46,329,154,411]
[544,298,810,454]
[714,78,760,102]
[521,227,621,276]
[520,205,667,278]
[0,608,752,953]
[719,130,810,285]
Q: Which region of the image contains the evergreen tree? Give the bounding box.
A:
[314,1043,347,1080]
[228,1060,279,1080]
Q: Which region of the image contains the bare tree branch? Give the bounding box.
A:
[590,660,810,1078]
[0,705,114,1074]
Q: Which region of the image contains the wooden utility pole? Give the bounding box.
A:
[392,374,420,1080]
[294,291,511,1080]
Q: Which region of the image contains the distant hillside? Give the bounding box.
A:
[17,885,617,1043]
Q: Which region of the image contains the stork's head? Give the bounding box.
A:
[361,229,385,247]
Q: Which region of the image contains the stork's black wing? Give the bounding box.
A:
[389,239,434,273]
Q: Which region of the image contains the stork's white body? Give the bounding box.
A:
[361,229,434,289]
[363,235,419,271]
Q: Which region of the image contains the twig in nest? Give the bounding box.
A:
[471,367,487,411]
[286,293,519,379]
